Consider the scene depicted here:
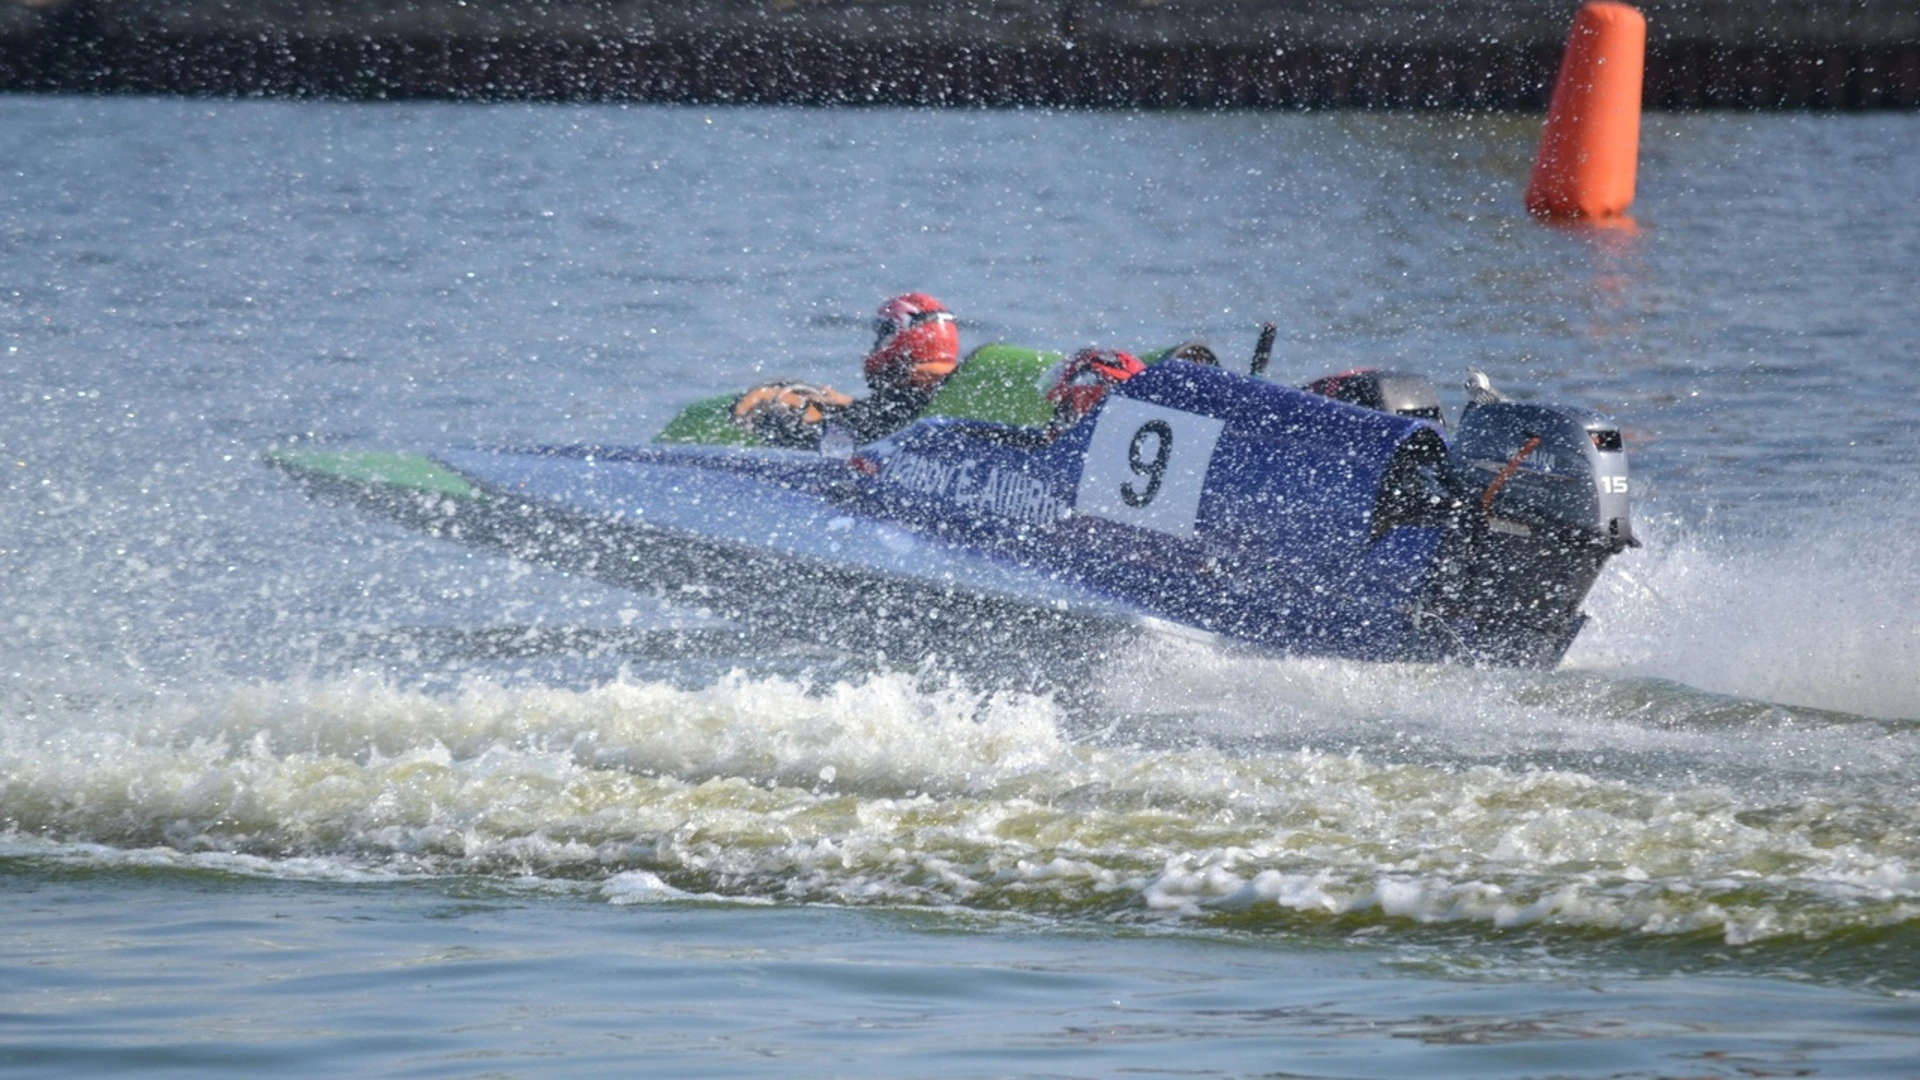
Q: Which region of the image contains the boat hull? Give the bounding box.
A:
[270,361,1625,669]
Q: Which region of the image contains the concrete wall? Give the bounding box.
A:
[9,1,1919,47]
[4,0,1917,106]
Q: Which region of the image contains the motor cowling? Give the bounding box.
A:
[1302,369,1447,429]
[1451,401,1633,552]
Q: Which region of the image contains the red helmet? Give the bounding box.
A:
[863,292,959,393]
[1046,347,1146,425]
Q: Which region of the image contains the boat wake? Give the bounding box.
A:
[1570,505,1920,722]
[4,642,1918,981]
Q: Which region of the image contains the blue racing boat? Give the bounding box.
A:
[269,343,1634,669]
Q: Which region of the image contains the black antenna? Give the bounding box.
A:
[1249,322,1276,376]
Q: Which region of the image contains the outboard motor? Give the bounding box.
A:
[1303,369,1447,429]
[1423,400,1635,666]
[1453,401,1633,549]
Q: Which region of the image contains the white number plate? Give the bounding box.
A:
[1074,397,1224,539]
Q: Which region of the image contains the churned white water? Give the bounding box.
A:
[6,656,1917,948]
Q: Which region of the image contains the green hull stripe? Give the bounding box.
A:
[654,394,764,446]
[266,450,479,499]
[921,344,1060,428]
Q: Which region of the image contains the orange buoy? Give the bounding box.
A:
[1526,1,1646,221]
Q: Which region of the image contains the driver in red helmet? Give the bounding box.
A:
[837,292,960,443]
[730,292,959,449]
[1045,347,1145,436]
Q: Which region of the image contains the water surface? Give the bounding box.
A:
[3,98,1918,1077]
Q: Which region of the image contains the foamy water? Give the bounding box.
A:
[8,652,1917,954]
[1573,510,1920,722]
